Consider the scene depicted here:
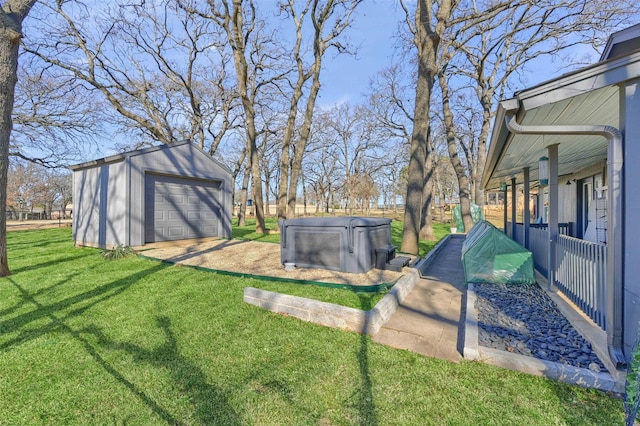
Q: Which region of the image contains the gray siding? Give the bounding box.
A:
[558,183,576,224]
[73,161,127,248]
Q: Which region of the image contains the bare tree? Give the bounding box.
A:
[7,159,72,220]
[303,115,341,214]
[202,0,294,233]
[276,0,363,222]
[7,159,37,220]
[322,103,390,215]
[24,0,240,153]
[398,0,453,254]
[0,0,37,276]
[49,172,72,218]
[367,65,442,237]
[11,58,102,167]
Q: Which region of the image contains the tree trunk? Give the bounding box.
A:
[225,0,265,234]
[401,0,440,255]
[419,136,436,241]
[249,136,265,233]
[301,172,308,216]
[0,1,35,276]
[438,71,474,232]
[474,96,492,206]
[237,162,250,227]
[287,67,321,219]
[434,167,447,223]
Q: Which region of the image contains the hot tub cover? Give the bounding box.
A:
[280,217,391,227]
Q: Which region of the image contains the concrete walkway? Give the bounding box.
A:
[372,235,466,362]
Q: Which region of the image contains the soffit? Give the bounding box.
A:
[484,85,618,190]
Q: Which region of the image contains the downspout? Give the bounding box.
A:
[505,112,626,370]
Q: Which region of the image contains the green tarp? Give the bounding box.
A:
[461,220,535,285]
[452,203,483,232]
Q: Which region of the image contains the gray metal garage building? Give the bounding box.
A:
[70,141,232,248]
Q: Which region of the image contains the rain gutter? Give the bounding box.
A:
[504,110,626,370]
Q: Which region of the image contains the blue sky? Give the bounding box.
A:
[316,2,406,107]
[316,3,613,108]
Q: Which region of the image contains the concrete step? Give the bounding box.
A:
[385,256,410,272]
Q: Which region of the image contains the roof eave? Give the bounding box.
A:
[483,49,640,191]
[482,98,519,190]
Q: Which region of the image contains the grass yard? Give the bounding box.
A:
[0,228,624,425]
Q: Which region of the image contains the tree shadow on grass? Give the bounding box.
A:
[0,270,86,322]
[0,264,164,349]
[81,318,242,426]
[346,294,378,426]
[2,264,241,424]
[9,252,95,275]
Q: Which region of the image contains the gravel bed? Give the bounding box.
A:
[141,239,408,286]
[473,282,606,372]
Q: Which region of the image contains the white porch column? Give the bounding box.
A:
[547,144,559,289]
[523,167,530,249]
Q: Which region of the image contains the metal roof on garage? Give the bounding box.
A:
[69,140,232,175]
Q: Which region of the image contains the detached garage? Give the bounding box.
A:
[70,141,232,248]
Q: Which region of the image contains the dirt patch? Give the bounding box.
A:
[139,238,411,286]
[7,220,72,232]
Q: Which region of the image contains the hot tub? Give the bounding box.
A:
[279,217,393,273]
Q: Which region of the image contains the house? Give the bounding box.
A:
[483,24,640,370]
[70,141,232,249]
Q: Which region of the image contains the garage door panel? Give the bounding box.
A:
[167,226,185,238]
[201,210,217,220]
[166,194,185,205]
[145,174,221,243]
[168,210,183,221]
[202,225,217,234]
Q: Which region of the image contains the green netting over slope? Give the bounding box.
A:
[462,220,535,285]
[452,203,483,232]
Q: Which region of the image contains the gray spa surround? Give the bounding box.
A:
[280,217,393,273]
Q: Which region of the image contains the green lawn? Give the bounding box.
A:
[0,228,624,425]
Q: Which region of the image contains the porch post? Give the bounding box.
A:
[523,167,530,249]
[511,177,517,239]
[608,87,625,366]
[503,185,508,233]
[547,144,559,289]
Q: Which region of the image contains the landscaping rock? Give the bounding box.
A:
[474,283,606,371]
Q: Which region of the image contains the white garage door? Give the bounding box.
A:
[145,174,222,242]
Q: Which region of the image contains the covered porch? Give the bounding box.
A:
[483,25,640,370]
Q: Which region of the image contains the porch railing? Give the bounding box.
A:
[528,226,548,276]
[554,234,607,329]
[503,222,606,329]
[506,221,573,238]
[506,222,568,276]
